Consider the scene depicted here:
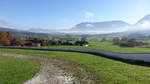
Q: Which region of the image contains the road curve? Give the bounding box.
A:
[1,46,150,66]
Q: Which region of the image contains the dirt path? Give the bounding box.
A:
[0,53,100,84]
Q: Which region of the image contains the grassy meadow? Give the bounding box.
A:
[1,48,150,84]
[0,56,39,84]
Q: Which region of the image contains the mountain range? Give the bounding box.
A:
[73,15,150,32]
[72,21,130,32]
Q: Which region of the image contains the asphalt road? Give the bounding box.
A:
[1,46,150,66]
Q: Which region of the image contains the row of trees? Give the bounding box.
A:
[112,37,147,47]
[0,31,89,47]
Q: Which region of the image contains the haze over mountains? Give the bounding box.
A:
[71,14,150,34]
[72,15,150,32]
[1,14,150,35]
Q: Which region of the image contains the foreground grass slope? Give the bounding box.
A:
[44,42,150,53]
[1,49,150,84]
[0,56,39,84]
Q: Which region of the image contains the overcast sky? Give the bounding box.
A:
[0,0,150,30]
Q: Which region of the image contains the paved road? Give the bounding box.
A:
[1,46,150,66]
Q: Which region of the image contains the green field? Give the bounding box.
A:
[44,42,150,53]
[1,49,150,84]
[0,56,39,84]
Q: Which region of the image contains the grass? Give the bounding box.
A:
[44,41,150,53]
[1,49,150,84]
[0,56,39,84]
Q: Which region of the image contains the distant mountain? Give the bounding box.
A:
[0,27,52,38]
[137,15,150,24]
[72,21,130,32]
[0,27,18,32]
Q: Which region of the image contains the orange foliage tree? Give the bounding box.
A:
[0,31,11,46]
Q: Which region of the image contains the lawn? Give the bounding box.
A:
[0,56,39,84]
[1,49,150,84]
[44,42,150,53]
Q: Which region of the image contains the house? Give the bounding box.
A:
[13,38,42,47]
[48,40,60,45]
[75,41,89,46]
[27,39,42,47]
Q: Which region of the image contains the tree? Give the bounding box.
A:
[0,31,11,46]
[112,37,120,45]
[81,37,87,41]
[101,37,106,42]
[112,37,147,47]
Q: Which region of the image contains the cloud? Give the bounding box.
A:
[132,21,150,30]
[84,12,94,18]
[0,20,15,28]
[0,20,9,25]
[139,21,150,28]
[85,24,94,27]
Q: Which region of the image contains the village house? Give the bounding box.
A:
[75,41,89,46]
[28,39,42,47]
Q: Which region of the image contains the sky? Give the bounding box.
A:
[0,0,150,30]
